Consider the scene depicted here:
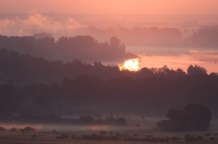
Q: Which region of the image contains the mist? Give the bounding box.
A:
[1,1,218,143]
[1,13,218,71]
[0,13,82,38]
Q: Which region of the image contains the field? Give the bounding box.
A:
[0,128,218,144]
[0,118,217,144]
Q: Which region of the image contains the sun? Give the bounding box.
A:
[119,58,141,71]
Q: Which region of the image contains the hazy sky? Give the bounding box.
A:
[1,0,218,14]
[1,0,218,73]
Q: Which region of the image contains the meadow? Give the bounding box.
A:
[0,118,217,144]
[0,129,217,144]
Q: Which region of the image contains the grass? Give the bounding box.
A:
[0,130,217,144]
[0,120,217,144]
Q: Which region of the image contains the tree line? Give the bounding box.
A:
[0,49,217,117]
[0,35,136,62]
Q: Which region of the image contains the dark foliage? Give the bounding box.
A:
[0,49,217,117]
[187,65,207,76]
[157,104,212,131]
[185,26,218,48]
[0,35,136,62]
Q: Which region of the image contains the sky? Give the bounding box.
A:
[1,0,218,73]
[1,0,218,15]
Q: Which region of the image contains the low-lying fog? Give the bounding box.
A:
[1,118,218,133]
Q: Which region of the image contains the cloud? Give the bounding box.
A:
[190,50,218,63]
[0,13,83,38]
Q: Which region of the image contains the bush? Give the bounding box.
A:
[0,126,7,131]
[157,104,212,131]
[20,126,35,132]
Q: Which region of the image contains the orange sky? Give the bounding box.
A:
[1,0,218,72]
[1,0,218,14]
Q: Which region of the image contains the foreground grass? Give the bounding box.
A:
[0,130,218,144]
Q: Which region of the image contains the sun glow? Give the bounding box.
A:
[119,58,141,71]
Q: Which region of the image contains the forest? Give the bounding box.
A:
[0,48,217,118]
[0,34,136,62]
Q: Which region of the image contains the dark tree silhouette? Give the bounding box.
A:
[185,26,218,48]
[157,104,212,131]
[187,65,207,76]
[0,35,137,62]
[183,104,212,130]
[0,48,218,118]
